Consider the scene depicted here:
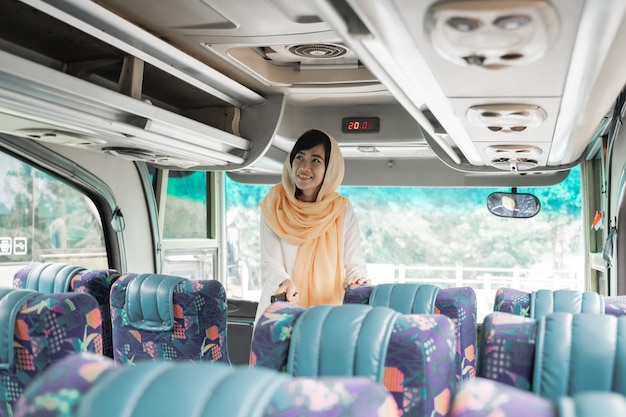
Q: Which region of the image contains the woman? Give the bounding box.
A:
[255,129,369,322]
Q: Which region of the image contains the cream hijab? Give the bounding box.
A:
[260,130,348,307]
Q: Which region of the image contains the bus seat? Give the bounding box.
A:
[450,377,626,417]
[344,284,477,381]
[14,351,398,417]
[433,287,477,381]
[478,312,626,398]
[350,283,441,313]
[110,273,230,364]
[251,302,457,417]
[493,288,604,318]
[476,312,536,390]
[0,288,102,416]
[13,262,120,358]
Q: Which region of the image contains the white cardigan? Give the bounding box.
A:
[255,204,367,323]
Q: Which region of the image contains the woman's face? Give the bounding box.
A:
[292,143,326,202]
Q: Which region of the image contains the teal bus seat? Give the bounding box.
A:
[111,273,230,364]
[15,352,398,417]
[345,283,477,381]
[253,302,457,417]
[493,288,607,318]
[14,262,120,358]
[478,312,626,397]
[0,289,102,415]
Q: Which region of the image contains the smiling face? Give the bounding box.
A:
[292,143,327,202]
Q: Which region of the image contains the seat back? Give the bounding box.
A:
[15,352,398,417]
[493,287,532,316]
[435,287,477,380]
[532,289,604,318]
[287,304,399,381]
[0,288,102,416]
[533,312,626,398]
[110,273,230,364]
[13,262,86,293]
[368,283,440,314]
[493,288,605,318]
[13,262,120,358]
[478,312,626,398]
[344,284,477,380]
[252,302,457,417]
[451,377,626,417]
[476,312,536,390]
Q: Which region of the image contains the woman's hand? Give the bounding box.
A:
[276,279,300,304]
[345,277,371,289]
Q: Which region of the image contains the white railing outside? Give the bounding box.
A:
[366,263,583,321]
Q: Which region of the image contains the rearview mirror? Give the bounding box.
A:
[487,192,540,218]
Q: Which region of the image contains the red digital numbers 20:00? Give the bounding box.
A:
[348,121,372,130]
[342,117,380,133]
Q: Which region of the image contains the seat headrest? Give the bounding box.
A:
[533,312,626,398]
[25,262,86,293]
[286,304,399,382]
[369,283,440,314]
[76,361,290,417]
[124,274,186,331]
[531,290,604,319]
[18,352,397,417]
[0,288,39,369]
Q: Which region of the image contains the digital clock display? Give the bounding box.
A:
[342,117,380,133]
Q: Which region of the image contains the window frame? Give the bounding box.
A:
[0,133,120,270]
[151,167,224,282]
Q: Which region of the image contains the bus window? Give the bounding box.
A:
[157,170,218,281]
[0,151,107,286]
[224,166,583,320]
[163,171,211,239]
[224,180,271,300]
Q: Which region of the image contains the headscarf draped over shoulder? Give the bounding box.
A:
[260,131,348,307]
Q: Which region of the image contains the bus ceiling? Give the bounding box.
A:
[0,0,624,186]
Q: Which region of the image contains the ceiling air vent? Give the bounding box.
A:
[102,147,199,168]
[102,147,157,161]
[151,156,200,169]
[467,104,547,132]
[287,43,348,59]
[16,128,106,147]
[260,43,358,69]
[426,0,559,69]
[491,159,538,172]
[486,145,542,172]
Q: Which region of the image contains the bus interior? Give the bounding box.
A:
[1,0,626,415]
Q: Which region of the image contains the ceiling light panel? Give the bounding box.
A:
[466,104,547,133]
[387,0,582,98]
[426,0,560,69]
